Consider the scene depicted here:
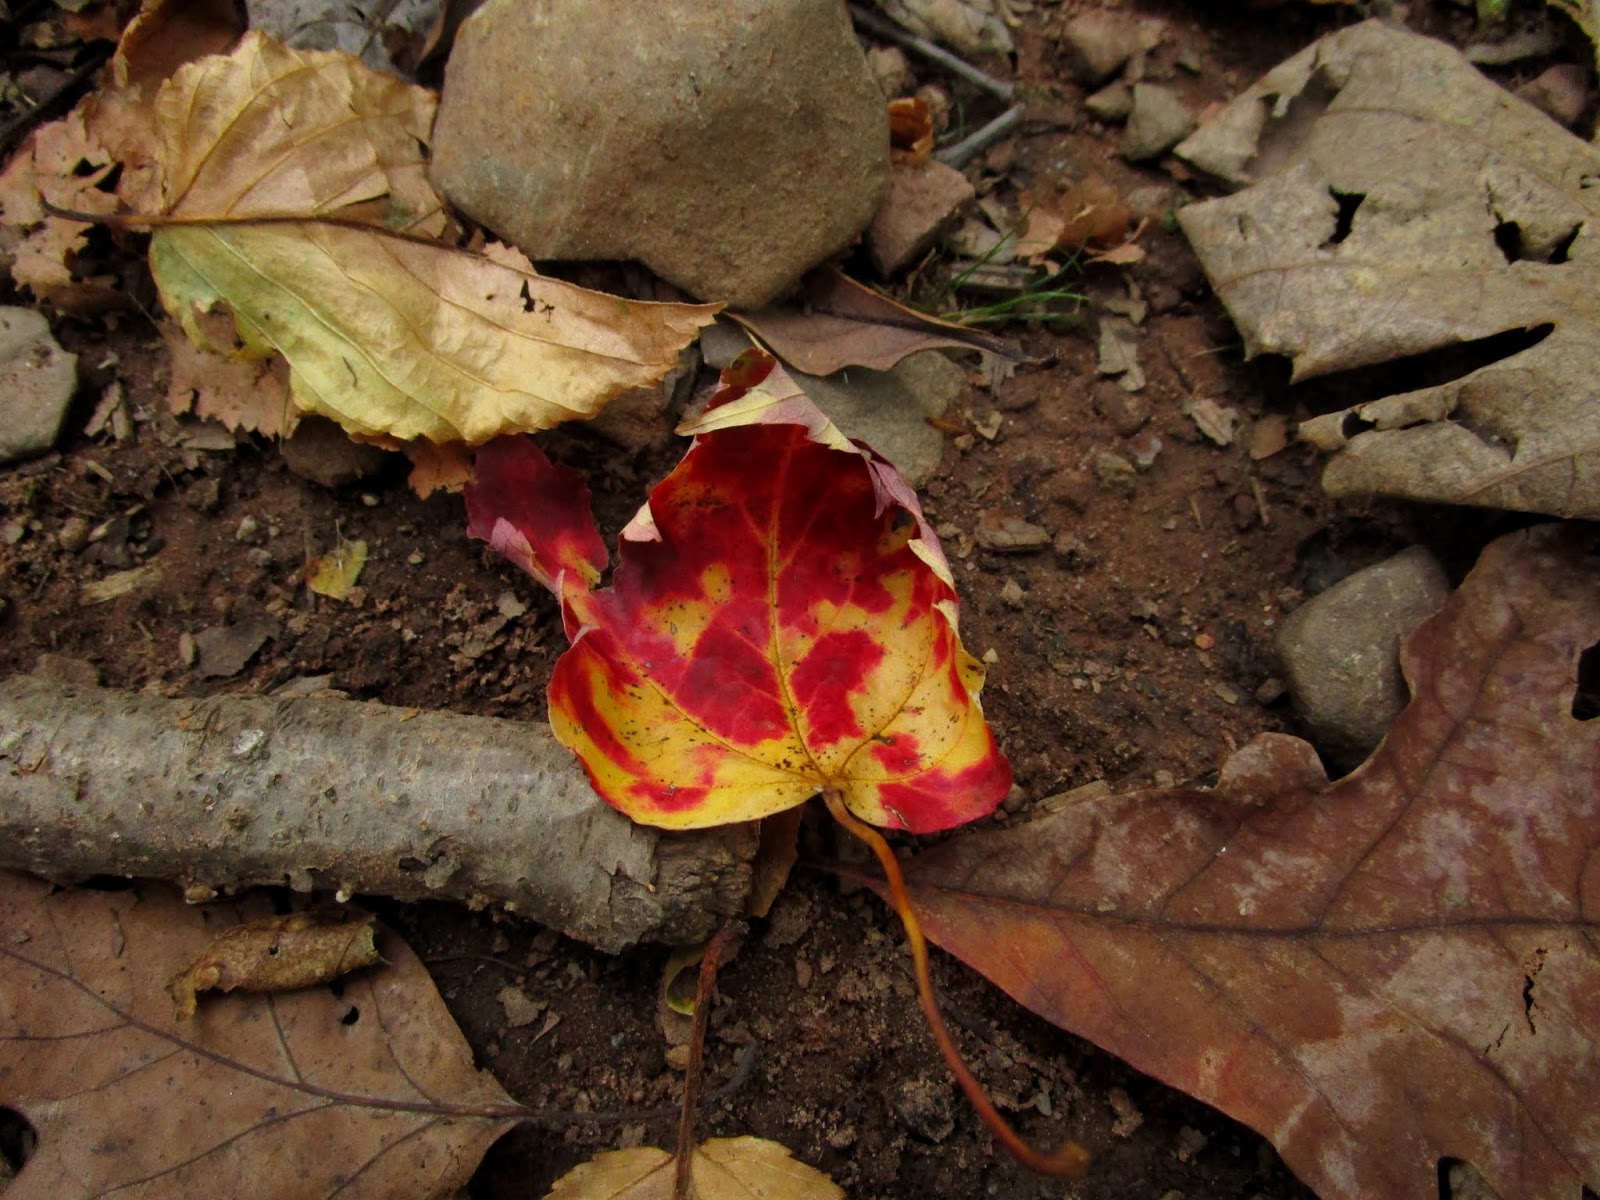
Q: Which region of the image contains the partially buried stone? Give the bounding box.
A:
[279,417,390,488]
[430,0,890,309]
[976,513,1051,553]
[1275,546,1449,770]
[0,307,77,465]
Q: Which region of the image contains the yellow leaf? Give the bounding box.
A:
[154,32,443,232]
[307,539,367,599]
[544,1137,844,1200]
[151,225,714,444]
[142,34,719,444]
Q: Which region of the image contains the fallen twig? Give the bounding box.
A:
[849,4,1016,102]
[0,674,757,951]
[936,104,1023,169]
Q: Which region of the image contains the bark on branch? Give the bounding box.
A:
[0,675,757,951]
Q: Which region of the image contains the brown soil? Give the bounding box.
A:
[0,2,1569,1196]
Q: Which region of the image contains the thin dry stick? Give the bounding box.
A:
[673,925,742,1200]
[823,789,1090,1178]
[849,3,1016,101]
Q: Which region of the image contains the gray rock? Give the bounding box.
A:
[279,416,390,488]
[1058,11,1142,85]
[975,513,1051,553]
[431,0,890,310]
[867,158,975,277]
[194,603,282,679]
[1275,546,1450,770]
[1085,80,1134,122]
[0,307,77,464]
[795,350,964,486]
[1122,83,1196,162]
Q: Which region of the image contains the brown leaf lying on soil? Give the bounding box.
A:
[0,870,515,1198]
[1016,175,1137,261]
[544,1137,843,1200]
[1178,20,1600,519]
[168,909,380,1019]
[730,266,1018,375]
[897,524,1600,1200]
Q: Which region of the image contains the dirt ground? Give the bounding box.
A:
[0,2,1569,1196]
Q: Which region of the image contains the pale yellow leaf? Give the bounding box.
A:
[155,30,443,233]
[307,539,368,599]
[150,224,717,443]
[544,1137,844,1200]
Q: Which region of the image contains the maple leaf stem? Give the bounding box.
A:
[674,923,740,1200]
[822,788,1091,1178]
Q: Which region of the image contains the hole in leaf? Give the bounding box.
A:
[1263,323,1555,416]
[0,1107,37,1175]
[1492,220,1523,263]
[1340,411,1376,440]
[340,1005,361,1026]
[1573,642,1600,720]
[1549,223,1581,264]
[518,280,537,313]
[94,162,123,194]
[1324,189,1365,246]
[72,875,136,892]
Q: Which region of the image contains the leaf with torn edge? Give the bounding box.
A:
[0,870,516,1199]
[730,266,1018,375]
[162,318,296,438]
[139,33,718,445]
[544,1137,843,1200]
[896,524,1600,1200]
[168,910,380,1020]
[467,350,1011,833]
[1177,20,1600,518]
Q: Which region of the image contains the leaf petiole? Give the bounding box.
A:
[822,788,1090,1178]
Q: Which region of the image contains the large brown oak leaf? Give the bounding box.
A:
[899,525,1600,1200]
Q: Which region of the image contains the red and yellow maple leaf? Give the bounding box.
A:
[467,349,1009,833]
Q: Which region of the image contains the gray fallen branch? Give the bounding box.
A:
[849,4,1016,101]
[0,675,757,952]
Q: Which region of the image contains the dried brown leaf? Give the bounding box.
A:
[1017,176,1135,261]
[730,267,1018,375]
[1,871,516,1198]
[898,524,1600,1200]
[1178,21,1600,518]
[404,438,475,498]
[162,318,296,437]
[168,910,380,1020]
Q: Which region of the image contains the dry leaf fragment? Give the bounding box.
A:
[168,909,380,1020]
[1016,176,1136,261]
[1,871,514,1198]
[731,266,1018,375]
[898,524,1600,1200]
[1177,20,1600,518]
[889,96,935,164]
[544,1137,844,1200]
[307,538,368,599]
[162,318,296,438]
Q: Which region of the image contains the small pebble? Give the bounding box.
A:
[234,516,265,545]
[1000,578,1026,609]
[58,517,90,553]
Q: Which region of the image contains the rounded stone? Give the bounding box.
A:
[1276,545,1450,770]
[430,0,891,310]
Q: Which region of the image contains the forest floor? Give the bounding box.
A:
[0,1,1566,1196]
